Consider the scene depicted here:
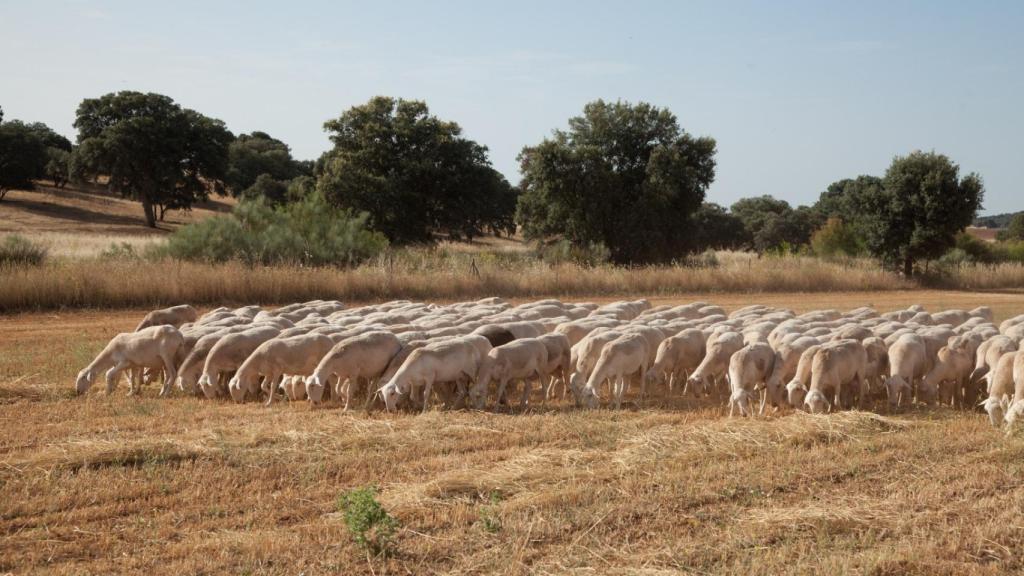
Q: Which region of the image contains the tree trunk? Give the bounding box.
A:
[142,199,157,228]
[903,255,913,277]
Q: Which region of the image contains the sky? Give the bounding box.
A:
[1,0,1021,214]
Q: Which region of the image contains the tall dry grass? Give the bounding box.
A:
[0,254,912,312]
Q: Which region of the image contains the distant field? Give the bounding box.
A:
[3,292,1024,574]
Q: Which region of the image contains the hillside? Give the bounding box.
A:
[974,211,1022,229]
[0,181,235,257]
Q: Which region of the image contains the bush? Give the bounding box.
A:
[166,192,388,267]
[337,486,398,556]
[0,235,48,266]
[810,217,864,258]
[952,232,996,263]
[536,239,611,267]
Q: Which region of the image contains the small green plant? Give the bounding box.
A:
[99,241,139,260]
[337,485,398,556]
[478,491,503,533]
[0,234,48,266]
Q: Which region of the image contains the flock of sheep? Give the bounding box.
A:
[73,298,1024,428]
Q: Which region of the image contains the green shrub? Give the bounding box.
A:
[810,217,865,258]
[166,192,388,267]
[0,235,48,266]
[536,239,610,267]
[337,486,398,556]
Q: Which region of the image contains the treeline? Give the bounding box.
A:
[0,96,1000,275]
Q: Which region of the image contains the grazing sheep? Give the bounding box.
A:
[785,344,822,408]
[765,336,819,404]
[805,340,867,413]
[229,333,336,404]
[969,336,1018,393]
[307,331,402,408]
[537,333,573,400]
[727,343,777,416]
[580,333,650,409]
[686,331,744,397]
[569,329,625,395]
[380,339,481,412]
[645,328,706,394]
[922,344,974,407]
[472,339,550,410]
[886,334,930,408]
[76,326,184,396]
[198,326,281,399]
[981,352,1017,427]
[1002,351,1024,430]
[135,304,199,331]
[175,326,250,394]
[472,325,518,348]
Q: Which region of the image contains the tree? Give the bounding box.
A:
[0,120,48,201]
[74,91,233,227]
[814,176,883,227]
[861,151,983,276]
[24,122,72,151]
[688,203,748,251]
[516,99,716,264]
[225,131,306,195]
[44,147,71,188]
[729,196,819,252]
[318,96,514,243]
[1002,213,1024,242]
[243,173,290,205]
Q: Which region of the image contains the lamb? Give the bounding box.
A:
[686,331,744,397]
[306,331,402,408]
[980,352,1017,427]
[472,339,550,410]
[76,325,184,396]
[805,340,867,413]
[228,333,336,404]
[135,304,199,331]
[644,329,706,394]
[198,326,281,399]
[380,339,481,412]
[727,343,777,416]
[579,333,650,409]
[886,333,930,408]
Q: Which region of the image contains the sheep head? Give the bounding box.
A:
[75,369,93,395]
[803,389,830,414]
[306,375,327,404]
[786,380,807,408]
[227,376,247,403]
[729,389,754,416]
[380,380,403,412]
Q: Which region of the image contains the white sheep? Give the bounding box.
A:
[472,338,549,410]
[307,331,402,409]
[229,333,336,404]
[981,351,1017,427]
[785,344,822,408]
[380,339,481,412]
[198,326,281,399]
[579,333,650,409]
[686,331,744,397]
[76,325,184,396]
[886,333,930,408]
[644,328,706,395]
[135,304,199,331]
[727,343,777,416]
[805,339,867,413]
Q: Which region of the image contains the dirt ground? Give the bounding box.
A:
[3,291,1024,574]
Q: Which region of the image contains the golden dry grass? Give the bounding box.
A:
[3,292,1024,574]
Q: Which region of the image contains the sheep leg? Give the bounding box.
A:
[421,380,433,413]
[158,354,178,397]
[262,371,281,406]
[106,361,131,395]
[520,377,532,410]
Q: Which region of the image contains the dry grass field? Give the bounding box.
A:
[4,291,1024,574]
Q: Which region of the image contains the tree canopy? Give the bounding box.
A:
[860,151,983,275]
[74,91,233,227]
[317,96,515,243]
[729,195,820,253]
[0,120,49,201]
[225,131,307,198]
[516,99,716,264]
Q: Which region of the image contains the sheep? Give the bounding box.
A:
[380,339,481,412]
[569,329,625,394]
[472,324,518,348]
[175,326,251,394]
[686,331,744,397]
[76,325,184,396]
[999,314,1024,335]
[644,328,706,395]
[969,335,1018,393]
[805,339,867,413]
[785,344,822,408]
[579,333,650,409]
[198,326,281,399]
[135,304,199,331]
[922,343,975,407]
[726,343,777,416]
[229,333,336,404]
[537,333,573,400]
[306,331,402,408]
[1003,351,1024,430]
[886,333,930,408]
[472,339,549,410]
[981,352,1017,427]
[765,336,819,404]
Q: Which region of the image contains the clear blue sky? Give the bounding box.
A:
[2,0,1021,214]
